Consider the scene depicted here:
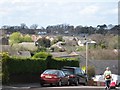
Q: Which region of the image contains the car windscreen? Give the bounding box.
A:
[62,70,71,75]
[43,70,59,75]
[63,68,74,74]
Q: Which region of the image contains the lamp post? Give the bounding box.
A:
[86,42,88,74]
[85,40,96,74]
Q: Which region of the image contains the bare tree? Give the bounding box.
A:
[20,23,28,29]
[30,24,38,29]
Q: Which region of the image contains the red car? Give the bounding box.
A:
[40,69,69,86]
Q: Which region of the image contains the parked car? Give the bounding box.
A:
[62,66,88,86]
[40,69,69,86]
[92,74,105,86]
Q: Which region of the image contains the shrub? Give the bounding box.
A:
[1,52,10,84]
[82,65,95,79]
[87,66,95,79]
[36,37,51,48]
[32,52,52,59]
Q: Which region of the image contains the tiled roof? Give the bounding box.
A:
[50,52,69,57]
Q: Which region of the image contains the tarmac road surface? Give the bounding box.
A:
[2,84,120,90]
[30,86,120,90]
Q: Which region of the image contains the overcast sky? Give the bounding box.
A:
[0,0,119,28]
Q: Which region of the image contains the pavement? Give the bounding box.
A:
[2,83,41,89]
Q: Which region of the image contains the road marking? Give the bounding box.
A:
[3,86,31,89]
[13,87,31,89]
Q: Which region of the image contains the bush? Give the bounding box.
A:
[87,66,95,79]
[9,32,23,44]
[1,52,10,84]
[82,65,95,79]
[36,37,51,48]
[32,52,52,59]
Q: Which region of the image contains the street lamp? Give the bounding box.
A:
[86,42,88,74]
[85,40,96,74]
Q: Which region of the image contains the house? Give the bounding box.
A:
[0,37,9,45]
[65,38,78,47]
[14,51,31,58]
[50,51,83,58]
[18,42,38,51]
[78,40,87,46]
[78,40,96,46]
[38,31,47,35]
[50,52,69,58]
[50,41,66,52]
[0,30,9,45]
[1,45,31,58]
[69,51,79,56]
[0,45,11,52]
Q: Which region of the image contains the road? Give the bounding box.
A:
[2,84,120,90]
[30,86,120,90]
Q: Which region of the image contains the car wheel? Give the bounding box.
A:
[67,80,70,86]
[57,80,62,86]
[84,81,88,86]
[118,83,120,87]
[75,80,79,86]
[50,83,53,86]
[40,83,44,87]
[115,83,119,87]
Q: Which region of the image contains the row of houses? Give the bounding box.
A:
[0,44,119,75]
[0,30,118,75]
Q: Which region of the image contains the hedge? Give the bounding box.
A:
[1,52,79,84]
[48,58,79,69]
[6,58,47,74]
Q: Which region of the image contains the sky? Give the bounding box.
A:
[0,0,119,28]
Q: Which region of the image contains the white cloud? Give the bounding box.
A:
[80,5,99,15]
[0,0,35,16]
[0,8,11,16]
[0,0,9,4]
[112,8,118,14]
[37,0,118,3]
[102,8,118,15]
[0,0,118,27]
[11,0,24,4]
